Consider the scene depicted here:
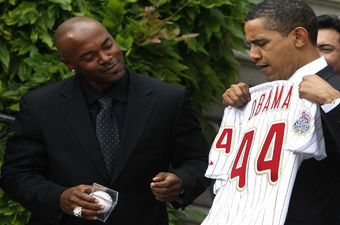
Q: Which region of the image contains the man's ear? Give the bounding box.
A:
[61,57,73,71]
[291,27,309,48]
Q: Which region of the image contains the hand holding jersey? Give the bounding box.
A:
[222,82,251,108]
[299,75,340,106]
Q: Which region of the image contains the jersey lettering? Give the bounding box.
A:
[271,85,284,110]
[262,89,272,113]
[254,93,266,117]
[256,122,285,183]
[215,128,233,154]
[281,85,293,110]
[249,100,257,120]
[230,130,255,190]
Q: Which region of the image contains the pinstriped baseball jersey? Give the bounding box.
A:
[202,79,325,225]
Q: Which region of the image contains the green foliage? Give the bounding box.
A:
[0,0,258,224]
[0,188,30,225]
[168,204,206,225]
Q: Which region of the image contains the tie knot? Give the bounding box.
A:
[98,96,112,110]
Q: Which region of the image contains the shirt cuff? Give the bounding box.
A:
[171,188,185,209]
[321,98,340,113]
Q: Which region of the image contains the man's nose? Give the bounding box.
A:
[249,46,261,61]
[98,51,111,64]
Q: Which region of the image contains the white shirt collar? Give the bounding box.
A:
[288,56,327,82]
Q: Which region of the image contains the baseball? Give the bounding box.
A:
[91,191,113,213]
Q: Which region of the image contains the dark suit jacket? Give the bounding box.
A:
[0,67,210,225]
[285,65,340,225]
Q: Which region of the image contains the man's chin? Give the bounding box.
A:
[264,73,276,82]
[103,68,125,82]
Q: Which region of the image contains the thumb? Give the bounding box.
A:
[152,172,168,182]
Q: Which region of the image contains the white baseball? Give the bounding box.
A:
[92,191,112,213]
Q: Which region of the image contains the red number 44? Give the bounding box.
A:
[215,122,285,190]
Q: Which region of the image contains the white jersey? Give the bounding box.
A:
[202,79,325,225]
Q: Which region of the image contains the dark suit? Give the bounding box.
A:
[0,67,210,225]
[285,65,340,225]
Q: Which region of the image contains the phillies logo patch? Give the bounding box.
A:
[293,111,311,135]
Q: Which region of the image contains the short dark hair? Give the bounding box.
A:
[246,0,318,45]
[318,14,340,43]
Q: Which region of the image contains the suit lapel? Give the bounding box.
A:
[59,76,110,183]
[111,68,155,183]
[317,65,334,80]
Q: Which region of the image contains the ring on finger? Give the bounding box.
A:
[73,206,82,218]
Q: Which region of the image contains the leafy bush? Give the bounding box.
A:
[0,0,258,224]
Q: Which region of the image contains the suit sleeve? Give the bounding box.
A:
[0,96,66,223]
[169,90,210,208]
[322,104,340,155]
[319,73,340,155]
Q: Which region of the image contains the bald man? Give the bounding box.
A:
[0,16,210,225]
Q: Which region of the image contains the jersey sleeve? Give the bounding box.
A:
[283,85,326,160]
[205,106,241,194]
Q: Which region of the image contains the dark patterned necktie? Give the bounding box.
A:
[96,96,120,175]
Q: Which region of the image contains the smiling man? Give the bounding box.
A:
[54,17,126,91]
[209,0,340,225]
[317,14,340,75]
[0,16,210,225]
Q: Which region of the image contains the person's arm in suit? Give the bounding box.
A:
[0,95,67,223]
[150,90,210,208]
[299,74,340,154]
[0,94,102,223]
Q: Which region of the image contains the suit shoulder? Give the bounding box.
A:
[324,74,340,91]
[22,76,74,102]
[318,66,340,90]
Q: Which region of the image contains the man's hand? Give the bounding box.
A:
[299,75,340,104]
[60,184,104,220]
[150,172,183,202]
[222,82,251,108]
